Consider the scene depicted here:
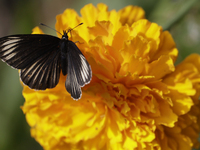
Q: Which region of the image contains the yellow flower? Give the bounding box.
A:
[21,3,200,150]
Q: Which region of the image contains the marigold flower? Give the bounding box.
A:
[21,3,200,150]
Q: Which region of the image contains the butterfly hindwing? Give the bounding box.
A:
[0,34,61,90]
[65,41,92,99]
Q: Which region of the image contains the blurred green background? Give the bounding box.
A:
[0,0,199,150]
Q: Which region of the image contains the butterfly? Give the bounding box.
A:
[0,23,92,100]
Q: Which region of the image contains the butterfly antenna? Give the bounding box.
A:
[66,23,83,34]
[40,23,62,35]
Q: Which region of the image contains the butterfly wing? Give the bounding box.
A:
[65,41,92,99]
[0,34,61,90]
[20,48,61,90]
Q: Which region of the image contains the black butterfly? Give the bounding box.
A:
[0,23,92,100]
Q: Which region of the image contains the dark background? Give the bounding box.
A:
[0,0,199,150]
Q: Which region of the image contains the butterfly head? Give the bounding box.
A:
[61,23,83,40]
[62,30,69,40]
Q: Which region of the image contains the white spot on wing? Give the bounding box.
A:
[79,54,92,86]
[2,46,16,56]
[2,43,17,51]
[79,55,87,82]
[2,38,20,47]
[1,38,20,58]
[4,52,16,60]
[23,60,41,77]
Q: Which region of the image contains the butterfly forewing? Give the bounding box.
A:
[65,41,92,99]
[0,34,61,90]
[0,34,60,69]
[65,59,82,99]
[68,41,92,86]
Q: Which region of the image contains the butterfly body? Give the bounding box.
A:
[0,29,92,100]
[60,31,69,75]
